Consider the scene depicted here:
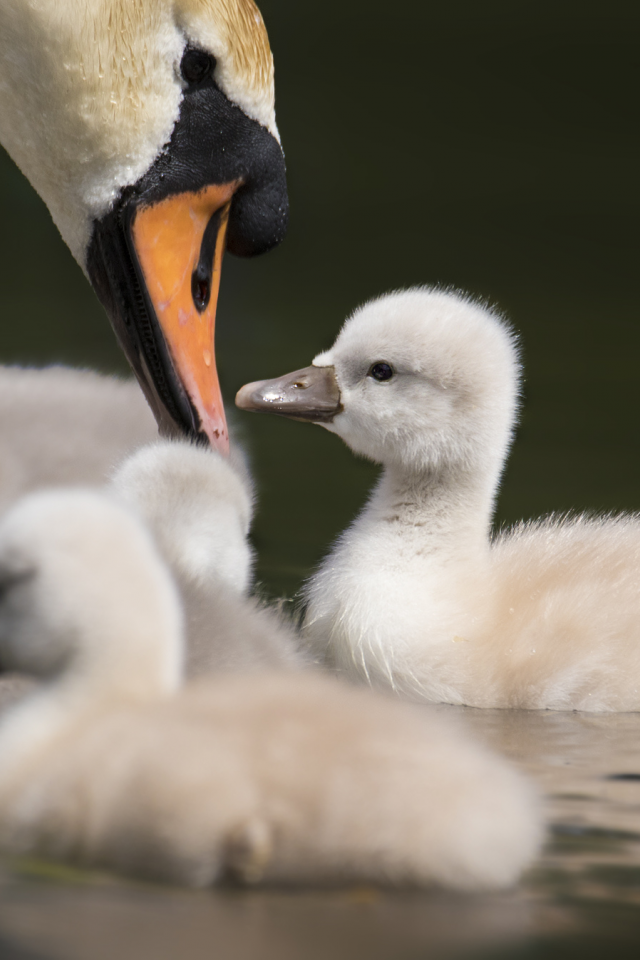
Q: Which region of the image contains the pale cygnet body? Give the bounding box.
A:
[237,288,640,712]
[0,490,541,889]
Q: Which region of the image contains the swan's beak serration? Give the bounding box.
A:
[87,81,288,454]
[236,366,342,423]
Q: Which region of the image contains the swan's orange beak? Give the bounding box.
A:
[130,182,241,454]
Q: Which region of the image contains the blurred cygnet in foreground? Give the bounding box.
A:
[0,489,541,888]
[110,441,301,676]
[237,288,640,712]
[0,440,299,714]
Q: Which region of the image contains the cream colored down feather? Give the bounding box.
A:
[302,288,640,711]
[0,487,541,888]
[0,0,277,265]
[110,440,302,676]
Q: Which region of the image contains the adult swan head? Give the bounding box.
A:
[0,0,288,452]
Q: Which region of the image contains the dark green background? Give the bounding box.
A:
[0,0,638,596]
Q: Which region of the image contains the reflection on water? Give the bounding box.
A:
[1,707,640,959]
[468,708,640,906]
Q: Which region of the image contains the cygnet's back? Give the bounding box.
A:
[0,488,541,889]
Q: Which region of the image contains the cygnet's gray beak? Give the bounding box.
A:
[235,365,342,423]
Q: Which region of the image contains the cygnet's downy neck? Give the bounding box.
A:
[362,456,499,563]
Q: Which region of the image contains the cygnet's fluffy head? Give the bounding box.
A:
[111,441,255,595]
[313,288,520,476]
[0,490,183,693]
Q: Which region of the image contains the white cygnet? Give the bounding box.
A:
[110,439,302,676]
[237,287,640,712]
[0,489,541,889]
[0,439,300,717]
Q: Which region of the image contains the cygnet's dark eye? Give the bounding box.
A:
[181,48,216,85]
[368,362,394,382]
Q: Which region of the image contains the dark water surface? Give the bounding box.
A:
[0,0,639,954]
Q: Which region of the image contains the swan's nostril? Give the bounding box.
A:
[191,206,224,314]
[292,379,309,390]
[191,275,211,313]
